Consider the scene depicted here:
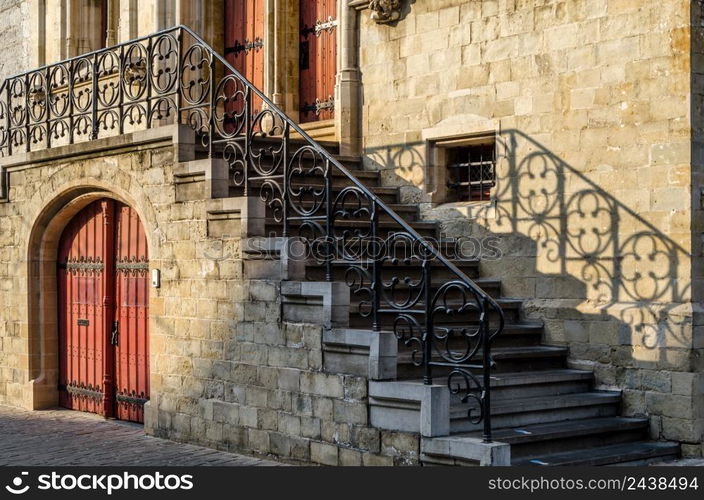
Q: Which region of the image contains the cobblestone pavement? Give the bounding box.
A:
[0,405,281,466]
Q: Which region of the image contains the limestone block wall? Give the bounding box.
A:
[358,0,703,451]
[149,300,419,465]
[0,0,30,79]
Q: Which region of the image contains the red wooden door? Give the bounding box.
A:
[113,202,150,423]
[58,200,111,416]
[299,0,337,123]
[225,0,265,90]
[58,199,149,423]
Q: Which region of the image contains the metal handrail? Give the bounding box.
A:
[0,25,504,440]
[182,23,504,327]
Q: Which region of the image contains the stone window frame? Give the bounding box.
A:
[422,119,500,207]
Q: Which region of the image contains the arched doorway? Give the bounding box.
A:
[57,198,149,423]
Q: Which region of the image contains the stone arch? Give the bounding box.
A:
[23,173,161,410]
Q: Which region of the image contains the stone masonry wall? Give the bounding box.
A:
[0,131,419,465]
[148,299,419,465]
[0,0,30,80]
[358,0,703,453]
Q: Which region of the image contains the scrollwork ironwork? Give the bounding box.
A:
[116,390,149,407]
[225,38,264,55]
[61,382,104,402]
[301,96,334,117]
[0,25,503,440]
[115,257,149,276]
[59,257,104,275]
[302,16,338,37]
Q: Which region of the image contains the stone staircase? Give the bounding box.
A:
[177,132,679,466]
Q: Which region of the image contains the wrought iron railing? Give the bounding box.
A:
[0,25,504,441]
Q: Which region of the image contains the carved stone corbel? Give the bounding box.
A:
[349,0,405,24]
[368,0,402,24]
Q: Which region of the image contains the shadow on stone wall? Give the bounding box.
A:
[363,129,694,368]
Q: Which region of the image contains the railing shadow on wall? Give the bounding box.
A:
[363,130,693,363]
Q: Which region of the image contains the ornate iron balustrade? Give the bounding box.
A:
[0,30,181,154]
[0,26,504,441]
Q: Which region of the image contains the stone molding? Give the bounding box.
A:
[422,435,511,466]
[369,380,450,437]
[322,328,398,380]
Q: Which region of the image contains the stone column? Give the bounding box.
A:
[154,0,176,30]
[270,0,283,108]
[272,0,299,120]
[176,0,224,50]
[106,0,118,46]
[335,1,362,156]
[65,0,76,57]
[29,0,47,67]
[117,0,139,42]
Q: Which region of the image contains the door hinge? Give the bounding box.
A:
[225,37,264,56]
[302,16,338,37]
[301,96,335,116]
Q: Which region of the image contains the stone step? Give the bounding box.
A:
[232,183,400,204]
[305,259,481,281]
[397,345,569,379]
[172,155,379,203]
[484,321,544,347]
[460,417,649,459]
[401,369,592,404]
[312,275,501,299]
[513,441,680,466]
[252,136,341,154]
[351,298,527,329]
[234,166,380,189]
[459,368,592,400]
[198,135,342,156]
[450,391,621,433]
[291,118,336,142]
[306,260,479,282]
[486,368,592,396]
[285,168,380,186]
[364,277,503,298]
[262,201,419,223]
[265,219,439,238]
[395,320,544,352]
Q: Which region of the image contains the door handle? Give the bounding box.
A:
[110,321,119,346]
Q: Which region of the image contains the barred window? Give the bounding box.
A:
[446,142,496,202]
